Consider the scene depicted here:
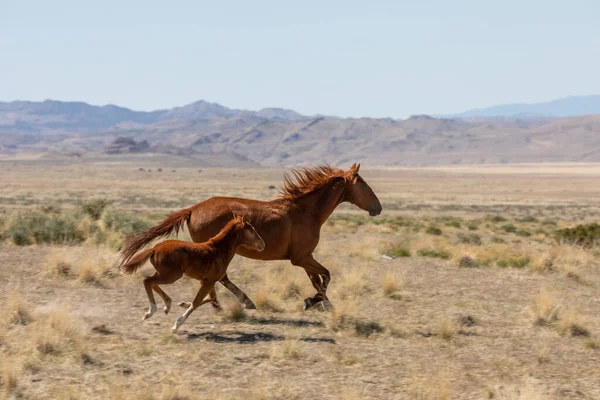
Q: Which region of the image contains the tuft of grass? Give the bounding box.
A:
[456,232,482,245]
[329,305,384,337]
[222,300,247,322]
[555,310,590,337]
[500,223,517,233]
[102,209,152,237]
[491,237,507,244]
[7,211,85,246]
[531,290,560,326]
[45,249,74,277]
[497,257,530,269]
[270,338,303,361]
[425,226,443,236]
[584,338,600,349]
[3,289,33,326]
[418,249,451,260]
[381,272,402,299]
[387,244,411,258]
[32,307,84,358]
[435,316,458,341]
[1,358,19,396]
[516,229,532,237]
[487,215,507,223]
[81,198,109,220]
[457,255,478,268]
[254,290,283,313]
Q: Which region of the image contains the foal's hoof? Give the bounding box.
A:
[178,302,191,309]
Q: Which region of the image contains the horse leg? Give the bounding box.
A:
[293,256,332,310]
[172,281,215,333]
[219,274,256,310]
[178,288,222,312]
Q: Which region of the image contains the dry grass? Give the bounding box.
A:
[1,162,600,399]
[531,289,561,326]
[31,306,84,358]
[2,288,33,327]
[435,315,458,341]
[381,271,401,298]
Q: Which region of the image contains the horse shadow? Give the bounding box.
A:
[246,316,324,328]
[185,330,335,344]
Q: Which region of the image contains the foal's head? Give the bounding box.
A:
[234,215,265,252]
[343,163,382,216]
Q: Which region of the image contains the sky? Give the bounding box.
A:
[2,0,599,118]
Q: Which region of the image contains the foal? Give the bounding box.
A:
[121,215,265,332]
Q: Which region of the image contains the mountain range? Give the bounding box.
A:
[1,96,600,167]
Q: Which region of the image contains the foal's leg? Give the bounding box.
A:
[153,286,172,314]
[177,288,221,312]
[142,271,182,320]
[172,281,215,333]
[219,274,256,310]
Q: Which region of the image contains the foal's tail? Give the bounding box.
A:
[121,248,154,275]
[119,207,192,266]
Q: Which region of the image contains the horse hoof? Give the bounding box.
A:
[244,302,257,310]
[178,302,191,309]
[303,298,313,311]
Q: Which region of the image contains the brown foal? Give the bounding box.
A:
[121,215,265,332]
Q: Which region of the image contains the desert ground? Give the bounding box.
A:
[1,156,600,399]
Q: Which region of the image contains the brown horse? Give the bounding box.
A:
[121,215,265,332]
[120,163,382,310]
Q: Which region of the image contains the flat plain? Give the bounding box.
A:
[1,157,600,399]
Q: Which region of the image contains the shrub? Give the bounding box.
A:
[7,212,85,246]
[500,223,517,233]
[456,232,482,245]
[519,216,538,223]
[491,237,506,244]
[497,257,530,269]
[425,226,442,236]
[516,229,531,237]
[81,199,109,220]
[467,223,479,231]
[457,255,478,268]
[444,220,461,228]
[102,210,152,237]
[387,245,411,258]
[418,249,451,259]
[487,215,507,223]
[555,223,600,247]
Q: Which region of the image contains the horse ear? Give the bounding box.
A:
[349,163,360,178]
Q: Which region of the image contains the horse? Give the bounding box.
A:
[121,215,265,332]
[120,163,382,310]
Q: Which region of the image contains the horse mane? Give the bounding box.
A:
[279,165,351,201]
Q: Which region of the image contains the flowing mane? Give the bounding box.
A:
[279,165,350,200]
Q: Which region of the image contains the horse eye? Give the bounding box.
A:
[361,183,367,188]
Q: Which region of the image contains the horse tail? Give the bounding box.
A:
[121,248,154,275]
[119,207,192,266]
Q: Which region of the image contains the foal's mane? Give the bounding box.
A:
[279,165,351,201]
[206,217,243,248]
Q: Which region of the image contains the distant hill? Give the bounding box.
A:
[442,95,600,118]
[1,98,600,166]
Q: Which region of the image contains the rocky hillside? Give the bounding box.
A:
[1,99,600,166]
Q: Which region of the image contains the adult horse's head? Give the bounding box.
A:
[344,163,382,216]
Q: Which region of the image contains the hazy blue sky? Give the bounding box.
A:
[2,0,599,118]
